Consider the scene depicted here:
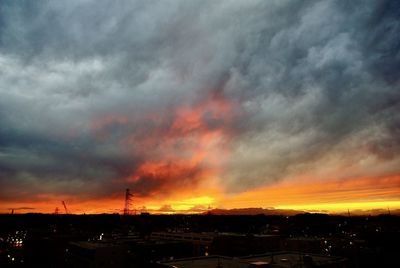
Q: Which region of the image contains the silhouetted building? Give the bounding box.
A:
[151,232,280,256]
[67,237,193,267]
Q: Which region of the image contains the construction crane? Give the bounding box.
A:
[62,201,70,214]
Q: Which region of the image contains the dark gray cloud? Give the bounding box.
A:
[0,0,399,201]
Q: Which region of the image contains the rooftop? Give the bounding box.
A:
[160,251,347,268]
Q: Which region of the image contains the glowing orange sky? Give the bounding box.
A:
[2,93,400,215]
[2,175,399,215]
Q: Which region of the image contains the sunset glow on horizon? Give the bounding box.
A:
[1,1,399,216]
[2,175,400,215]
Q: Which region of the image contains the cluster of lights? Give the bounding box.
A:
[7,254,23,263]
[322,240,333,255]
[87,233,105,242]
[6,230,27,248]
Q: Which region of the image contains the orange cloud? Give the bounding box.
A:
[121,92,234,198]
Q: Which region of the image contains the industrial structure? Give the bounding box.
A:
[123,188,133,215]
[62,201,70,214]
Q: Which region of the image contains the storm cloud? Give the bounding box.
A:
[0,0,399,202]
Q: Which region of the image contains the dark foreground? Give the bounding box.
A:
[0,213,399,267]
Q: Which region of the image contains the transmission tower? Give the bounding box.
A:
[123,188,133,215]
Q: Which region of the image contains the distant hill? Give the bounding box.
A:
[205,207,304,216]
[203,207,400,216]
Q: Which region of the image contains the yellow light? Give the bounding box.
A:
[171,196,214,211]
[275,200,400,213]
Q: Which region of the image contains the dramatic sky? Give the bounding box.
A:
[1,0,399,214]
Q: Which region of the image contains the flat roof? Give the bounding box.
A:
[69,241,116,249]
[160,252,347,268]
[152,232,278,237]
[161,256,248,268]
